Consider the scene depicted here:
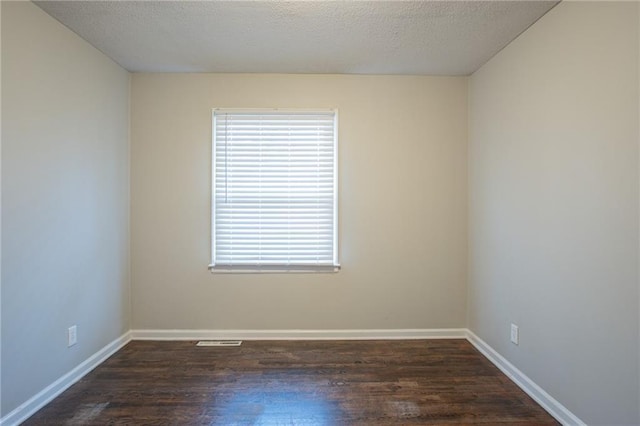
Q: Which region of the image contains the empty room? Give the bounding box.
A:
[1,1,639,425]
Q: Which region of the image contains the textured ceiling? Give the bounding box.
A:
[35,1,558,75]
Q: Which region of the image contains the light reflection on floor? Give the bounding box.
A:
[211,389,340,425]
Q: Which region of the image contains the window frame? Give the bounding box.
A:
[209,108,340,273]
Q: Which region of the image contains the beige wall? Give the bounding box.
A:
[131,74,467,330]
[1,1,130,416]
[1,0,4,415]
[468,2,639,424]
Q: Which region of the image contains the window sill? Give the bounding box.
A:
[208,264,340,274]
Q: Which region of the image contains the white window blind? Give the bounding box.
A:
[210,110,339,272]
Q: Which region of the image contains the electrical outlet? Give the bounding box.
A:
[510,324,519,345]
[68,325,77,347]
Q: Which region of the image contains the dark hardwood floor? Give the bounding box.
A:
[24,339,559,425]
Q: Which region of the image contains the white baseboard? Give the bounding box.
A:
[130,328,467,341]
[0,331,132,426]
[465,330,585,426]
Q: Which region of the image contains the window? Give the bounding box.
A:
[210,109,339,272]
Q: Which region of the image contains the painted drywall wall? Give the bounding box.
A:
[131,74,467,330]
[0,0,4,416]
[1,1,130,416]
[468,2,639,424]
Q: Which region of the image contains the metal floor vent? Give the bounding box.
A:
[196,340,242,347]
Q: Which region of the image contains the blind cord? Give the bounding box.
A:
[224,113,228,203]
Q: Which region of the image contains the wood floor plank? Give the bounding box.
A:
[23,339,559,425]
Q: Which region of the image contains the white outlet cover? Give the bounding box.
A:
[68,325,77,347]
[510,324,519,345]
